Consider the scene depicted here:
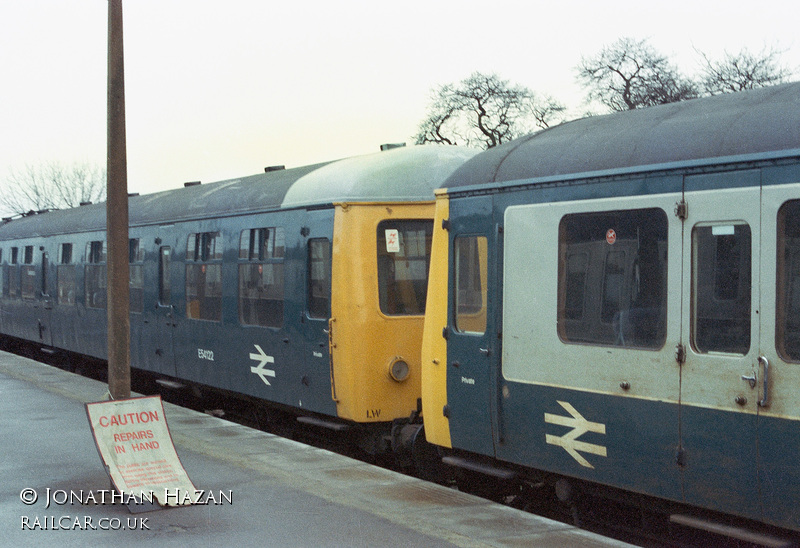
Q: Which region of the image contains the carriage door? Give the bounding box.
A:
[147,246,176,376]
[757,185,800,529]
[38,251,53,345]
[679,174,760,518]
[297,209,336,415]
[446,195,497,456]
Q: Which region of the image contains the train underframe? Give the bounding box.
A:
[439,447,799,547]
[2,335,438,472]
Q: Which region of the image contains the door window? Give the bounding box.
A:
[308,238,331,319]
[778,200,800,361]
[454,235,487,334]
[158,247,171,306]
[129,238,144,313]
[692,224,752,354]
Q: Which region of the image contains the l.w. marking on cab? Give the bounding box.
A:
[250,345,275,386]
[545,401,607,469]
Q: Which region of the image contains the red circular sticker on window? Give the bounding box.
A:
[606,229,617,245]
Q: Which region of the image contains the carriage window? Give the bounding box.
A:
[308,238,330,319]
[57,243,76,306]
[21,245,35,300]
[8,247,19,298]
[558,208,667,349]
[58,243,72,264]
[238,227,285,327]
[85,241,107,309]
[129,238,144,314]
[377,220,433,315]
[186,232,222,321]
[778,200,800,362]
[692,224,751,354]
[454,236,488,334]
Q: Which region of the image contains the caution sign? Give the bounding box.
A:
[85,395,198,508]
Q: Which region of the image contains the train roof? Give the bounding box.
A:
[442,81,800,191]
[0,145,477,240]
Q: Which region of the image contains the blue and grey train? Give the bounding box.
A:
[2,80,800,538]
[421,81,800,535]
[0,145,476,453]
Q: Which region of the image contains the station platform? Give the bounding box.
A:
[0,351,633,547]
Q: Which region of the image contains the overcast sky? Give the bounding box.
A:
[1,0,798,206]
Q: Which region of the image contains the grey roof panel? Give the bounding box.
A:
[0,146,477,240]
[443,82,800,189]
[281,145,479,208]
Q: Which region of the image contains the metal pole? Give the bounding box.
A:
[107,0,130,399]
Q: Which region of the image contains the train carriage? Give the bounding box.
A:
[0,145,477,451]
[421,82,800,532]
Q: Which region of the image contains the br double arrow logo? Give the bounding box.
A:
[249,345,276,386]
[545,400,607,469]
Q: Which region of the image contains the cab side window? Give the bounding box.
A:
[377,220,433,316]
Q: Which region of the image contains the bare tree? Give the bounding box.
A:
[697,45,794,95]
[415,72,565,149]
[1,161,106,216]
[576,37,698,111]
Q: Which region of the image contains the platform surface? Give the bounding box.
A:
[0,351,633,547]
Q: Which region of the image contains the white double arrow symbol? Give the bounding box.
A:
[545,400,607,469]
[249,345,275,386]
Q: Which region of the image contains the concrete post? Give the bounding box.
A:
[107,0,130,399]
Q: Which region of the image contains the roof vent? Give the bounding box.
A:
[265,165,285,173]
[380,143,406,151]
[80,201,92,206]
[184,181,201,187]
[128,192,139,197]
